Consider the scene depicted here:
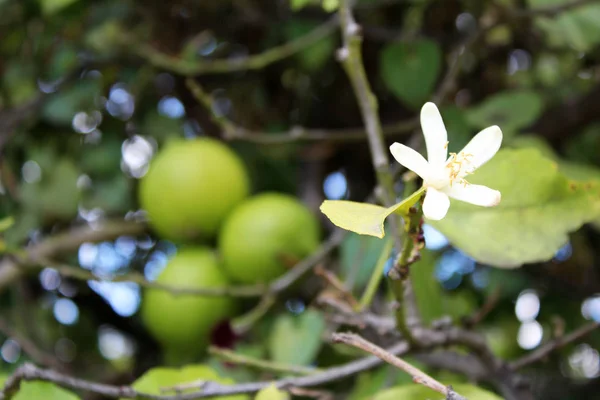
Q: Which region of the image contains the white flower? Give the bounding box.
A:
[390,102,502,221]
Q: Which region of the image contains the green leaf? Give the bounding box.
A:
[0,376,80,400]
[284,20,335,71]
[268,309,325,366]
[430,148,600,267]
[254,384,290,400]
[320,188,424,238]
[42,79,103,125]
[527,0,600,51]
[39,0,79,15]
[290,0,313,11]
[412,249,475,324]
[466,90,543,137]
[372,383,503,400]
[380,39,442,109]
[126,365,248,400]
[0,216,15,232]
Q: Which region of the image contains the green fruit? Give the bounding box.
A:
[219,193,320,284]
[141,248,237,358]
[139,138,250,242]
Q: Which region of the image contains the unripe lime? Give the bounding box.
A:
[218,193,320,284]
[138,138,249,242]
[141,248,237,358]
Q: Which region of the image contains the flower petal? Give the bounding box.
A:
[389,142,431,180]
[420,102,448,167]
[422,187,450,220]
[443,184,501,207]
[459,125,503,170]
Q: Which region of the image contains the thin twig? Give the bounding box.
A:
[507,0,596,18]
[0,220,146,292]
[5,229,344,298]
[128,17,338,76]
[332,332,466,400]
[208,347,321,376]
[510,322,600,370]
[1,342,409,399]
[185,78,417,143]
[0,317,63,371]
[314,265,359,308]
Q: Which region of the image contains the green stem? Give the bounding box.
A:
[127,17,338,76]
[338,0,424,343]
[208,347,321,376]
[357,239,393,312]
[230,294,276,335]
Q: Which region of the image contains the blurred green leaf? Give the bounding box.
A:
[440,105,472,154]
[42,79,103,125]
[2,62,38,107]
[80,137,123,178]
[348,366,399,400]
[0,216,14,232]
[290,0,313,10]
[254,385,290,400]
[82,174,132,213]
[565,124,600,166]
[372,383,502,400]
[268,309,325,366]
[528,0,600,51]
[39,0,79,15]
[412,249,475,324]
[466,90,543,137]
[125,365,248,400]
[431,149,600,267]
[0,376,80,400]
[21,158,81,220]
[340,232,387,289]
[284,20,335,71]
[380,39,441,109]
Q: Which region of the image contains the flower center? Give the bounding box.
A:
[446,151,475,187]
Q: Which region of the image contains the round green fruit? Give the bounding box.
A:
[141,248,237,357]
[138,138,249,242]
[219,193,320,284]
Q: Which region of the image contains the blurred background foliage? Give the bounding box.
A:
[1,0,600,399]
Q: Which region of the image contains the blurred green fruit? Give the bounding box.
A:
[141,248,238,358]
[219,193,320,284]
[139,138,250,242]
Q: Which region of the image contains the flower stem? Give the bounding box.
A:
[357,238,393,312]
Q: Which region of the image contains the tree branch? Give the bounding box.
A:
[332,332,466,400]
[1,342,409,399]
[0,220,146,292]
[185,78,417,143]
[337,0,424,345]
[510,322,600,370]
[128,17,338,76]
[5,228,344,298]
[0,317,63,371]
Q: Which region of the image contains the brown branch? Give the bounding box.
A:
[332,332,466,400]
[128,17,338,76]
[5,229,344,299]
[0,220,146,292]
[510,322,600,370]
[185,78,417,144]
[0,318,63,371]
[1,342,409,399]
